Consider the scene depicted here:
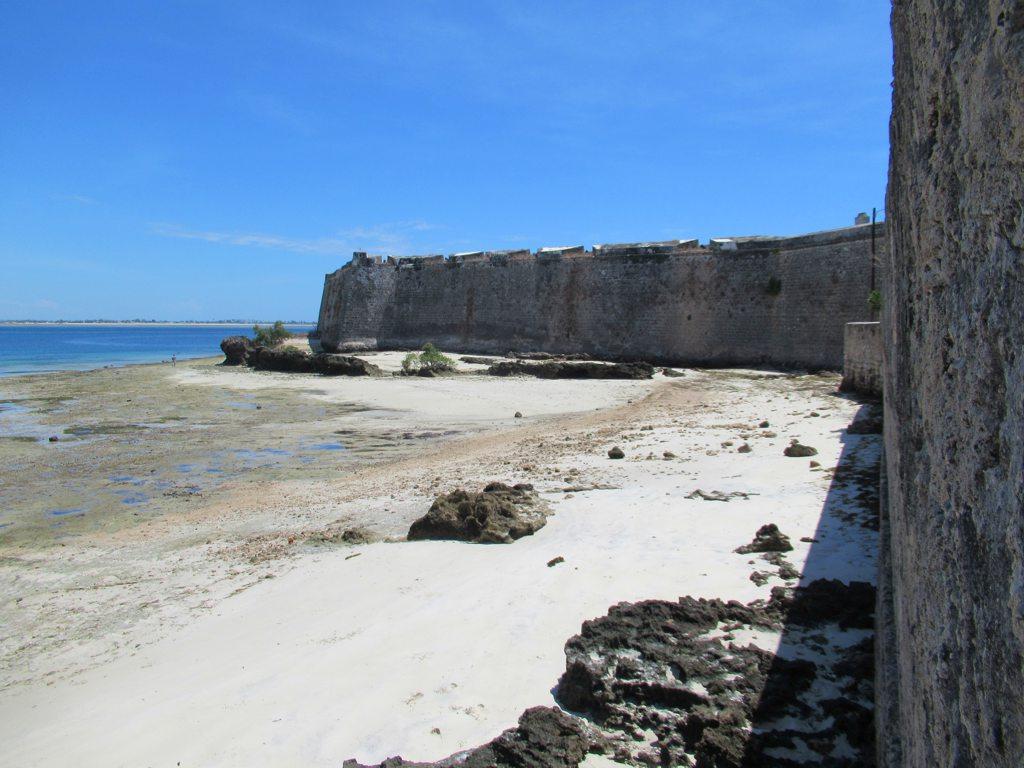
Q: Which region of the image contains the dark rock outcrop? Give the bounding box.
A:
[246,346,383,376]
[220,335,255,365]
[248,345,317,372]
[343,580,875,768]
[343,707,597,768]
[407,482,547,544]
[735,523,793,554]
[511,352,590,361]
[318,354,384,376]
[488,361,654,380]
[399,361,456,377]
[554,580,876,767]
[783,439,818,457]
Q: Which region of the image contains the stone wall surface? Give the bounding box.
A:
[318,225,885,370]
[841,322,883,396]
[881,2,1024,766]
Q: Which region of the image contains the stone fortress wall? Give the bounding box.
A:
[318,222,886,370]
[841,321,883,396]
[879,2,1024,765]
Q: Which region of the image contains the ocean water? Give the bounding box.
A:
[0,324,314,376]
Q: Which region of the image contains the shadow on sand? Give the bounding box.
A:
[739,395,882,765]
[344,395,886,768]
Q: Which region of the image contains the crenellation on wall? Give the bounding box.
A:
[722,222,885,253]
[350,252,382,266]
[708,238,738,252]
[536,245,586,258]
[593,239,700,257]
[335,224,883,272]
[318,223,885,369]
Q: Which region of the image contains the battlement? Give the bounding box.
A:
[333,223,881,276]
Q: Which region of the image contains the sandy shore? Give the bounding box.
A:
[0,354,880,766]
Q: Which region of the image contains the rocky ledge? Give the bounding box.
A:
[349,579,875,768]
[219,335,255,365]
[220,339,384,376]
[344,707,600,768]
[487,361,655,380]
[407,482,548,544]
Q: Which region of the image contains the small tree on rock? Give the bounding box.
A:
[252,321,292,347]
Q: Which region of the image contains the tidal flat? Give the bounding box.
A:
[0,357,403,544]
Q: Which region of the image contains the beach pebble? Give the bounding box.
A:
[608,447,625,459]
[784,439,818,457]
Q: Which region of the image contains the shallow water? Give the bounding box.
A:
[0,324,313,376]
[0,359,465,543]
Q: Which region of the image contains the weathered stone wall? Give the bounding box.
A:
[841,322,882,396]
[319,224,886,370]
[881,2,1024,766]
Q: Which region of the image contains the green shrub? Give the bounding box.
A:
[252,321,292,347]
[402,343,456,374]
[401,352,421,373]
[419,343,454,367]
[867,290,883,313]
[765,276,782,296]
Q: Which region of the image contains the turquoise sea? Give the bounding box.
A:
[0,324,314,376]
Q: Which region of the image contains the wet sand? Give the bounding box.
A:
[0,353,880,766]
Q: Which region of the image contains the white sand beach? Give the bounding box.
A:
[0,360,880,767]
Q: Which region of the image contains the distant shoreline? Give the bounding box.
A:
[0,354,225,380]
[0,324,314,378]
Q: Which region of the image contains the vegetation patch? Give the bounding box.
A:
[401,343,457,376]
[252,321,292,347]
[867,289,882,313]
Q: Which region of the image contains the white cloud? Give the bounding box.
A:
[150,220,442,257]
[52,193,97,205]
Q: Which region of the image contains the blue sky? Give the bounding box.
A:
[1,2,892,321]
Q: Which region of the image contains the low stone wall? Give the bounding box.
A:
[318,224,886,371]
[841,322,882,396]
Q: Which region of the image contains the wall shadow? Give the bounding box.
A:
[741,394,883,765]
